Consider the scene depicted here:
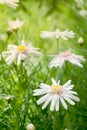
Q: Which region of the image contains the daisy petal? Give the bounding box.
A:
[60,96,68,110]
[37,94,50,105]
[42,95,53,110]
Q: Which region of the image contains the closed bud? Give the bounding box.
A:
[5,96,11,103]
[26,123,35,130]
[7,28,13,35]
[78,37,84,45]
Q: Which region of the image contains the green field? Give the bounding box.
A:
[0,0,87,130]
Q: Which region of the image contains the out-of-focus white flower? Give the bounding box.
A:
[64,129,68,130]
[79,9,87,16]
[8,18,24,31]
[2,40,41,65]
[26,123,35,130]
[33,78,80,111]
[0,0,19,9]
[49,50,85,68]
[78,37,84,45]
[75,0,84,8]
[40,29,75,40]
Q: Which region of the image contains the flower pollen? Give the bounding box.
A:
[51,85,62,94]
[17,45,26,52]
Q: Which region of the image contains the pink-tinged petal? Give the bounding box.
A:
[69,58,83,67]
[49,56,65,68]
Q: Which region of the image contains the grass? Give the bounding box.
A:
[0,0,87,130]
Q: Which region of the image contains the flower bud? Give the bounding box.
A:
[5,96,11,103]
[26,123,35,130]
[7,28,13,35]
[78,37,84,45]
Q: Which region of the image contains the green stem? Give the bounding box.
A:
[56,38,59,54]
[53,111,59,130]
[14,31,20,41]
[53,108,64,130]
[0,35,9,53]
[63,61,68,82]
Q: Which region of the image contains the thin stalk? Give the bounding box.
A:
[53,108,64,130]
[0,35,9,53]
[53,111,59,130]
[56,38,59,54]
[63,61,68,82]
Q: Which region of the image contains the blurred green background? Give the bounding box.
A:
[0,0,87,130]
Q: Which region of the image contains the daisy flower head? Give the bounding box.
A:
[2,40,41,65]
[40,29,75,40]
[7,18,24,32]
[49,50,85,68]
[33,78,80,111]
[0,0,19,9]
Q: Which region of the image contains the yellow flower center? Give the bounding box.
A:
[51,85,62,94]
[17,45,26,52]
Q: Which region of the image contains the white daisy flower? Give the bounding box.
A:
[49,50,85,68]
[8,18,24,32]
[33,78,80,111]
[40,29,75,40]
[0,0,19,9]
[2,40,41,65]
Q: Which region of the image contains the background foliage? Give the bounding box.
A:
[0,0,87,130]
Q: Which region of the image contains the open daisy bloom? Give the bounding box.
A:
[49,50,85,68]
[7,18,24,32]
[0,0,19,9]
[40,29,75,40]
[33,78,80,111]
[2,40,41,65]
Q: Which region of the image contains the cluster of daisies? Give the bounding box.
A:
[1,18,85,112]
[33,29,85,111]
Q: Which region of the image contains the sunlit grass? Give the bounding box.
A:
[0,0,87,130]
